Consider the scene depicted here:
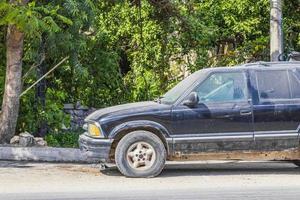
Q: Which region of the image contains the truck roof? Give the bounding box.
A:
[200,61,300,73]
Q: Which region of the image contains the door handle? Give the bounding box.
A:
[240,109,252,116]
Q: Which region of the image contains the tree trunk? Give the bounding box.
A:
[0,0,28,143]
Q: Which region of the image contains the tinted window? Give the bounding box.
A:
[289,68,300,98]
[195,72,247,102]
[256,70,290,100]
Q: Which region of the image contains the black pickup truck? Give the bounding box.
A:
[79,61,300,177]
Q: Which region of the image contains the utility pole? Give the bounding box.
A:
[270,0,283,61]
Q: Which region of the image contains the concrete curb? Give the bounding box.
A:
[0,147,96,163]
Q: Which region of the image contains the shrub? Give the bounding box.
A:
[45,130,82,148]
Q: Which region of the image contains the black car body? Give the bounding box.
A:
[79,61,300,177]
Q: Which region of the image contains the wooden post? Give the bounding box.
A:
[270,0,283,61]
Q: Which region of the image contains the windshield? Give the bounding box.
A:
[160,70,204,104]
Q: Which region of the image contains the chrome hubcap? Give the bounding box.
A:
[126,142,156,170]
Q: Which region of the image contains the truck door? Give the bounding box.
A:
[172,70,254,154]
[249,68,299,150]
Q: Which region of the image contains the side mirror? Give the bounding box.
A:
[183,92,199,107]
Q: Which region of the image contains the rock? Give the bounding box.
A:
[289,51,300,61]
[75,101,81,109]
[19,132,35,147]
[10,136,20,145]
[87,108,97,115]
[34,137,47,147]
[77,105,89,110]
[74,109,85,117]
[62,103,96,131]
[64,109,72,114]
[63,103,74,110]
[61,124,69,130]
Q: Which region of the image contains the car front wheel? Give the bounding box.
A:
[115,130,166,178]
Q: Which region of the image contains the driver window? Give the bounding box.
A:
[195,72,247,102]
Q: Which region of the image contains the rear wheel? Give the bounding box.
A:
[115,130,166,178]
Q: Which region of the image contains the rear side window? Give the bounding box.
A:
[256,70,290,100]
[289,68,300,98]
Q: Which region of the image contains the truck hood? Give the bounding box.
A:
[85,101,170,122]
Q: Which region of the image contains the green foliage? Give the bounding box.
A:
[0,0,299,146]
[283,0,300,52]
[45,130,81,148]
[0,1,72,37]
[18,87,71,133]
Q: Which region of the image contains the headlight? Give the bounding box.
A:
[87,123,102,137]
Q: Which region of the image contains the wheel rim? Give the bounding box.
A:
[126,141,156,171]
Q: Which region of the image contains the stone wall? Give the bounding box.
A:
[63,103,96,130]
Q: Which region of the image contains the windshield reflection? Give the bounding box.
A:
[159,70,204,104]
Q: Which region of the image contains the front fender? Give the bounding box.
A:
[109,120,171,139]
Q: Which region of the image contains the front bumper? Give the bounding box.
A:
[79,133,114,163]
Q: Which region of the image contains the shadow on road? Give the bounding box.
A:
[0,161,33,168]
[1,160,300,178]
[101,161,300,177]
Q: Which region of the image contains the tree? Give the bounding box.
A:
[0,0,28,143]
[0,0,70,142]
[0,0,299,143]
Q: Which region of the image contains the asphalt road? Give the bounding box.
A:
[1,160,300,200]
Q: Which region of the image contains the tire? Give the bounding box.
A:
[115,130,166,178]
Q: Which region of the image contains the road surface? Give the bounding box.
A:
[0,160,300,199]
